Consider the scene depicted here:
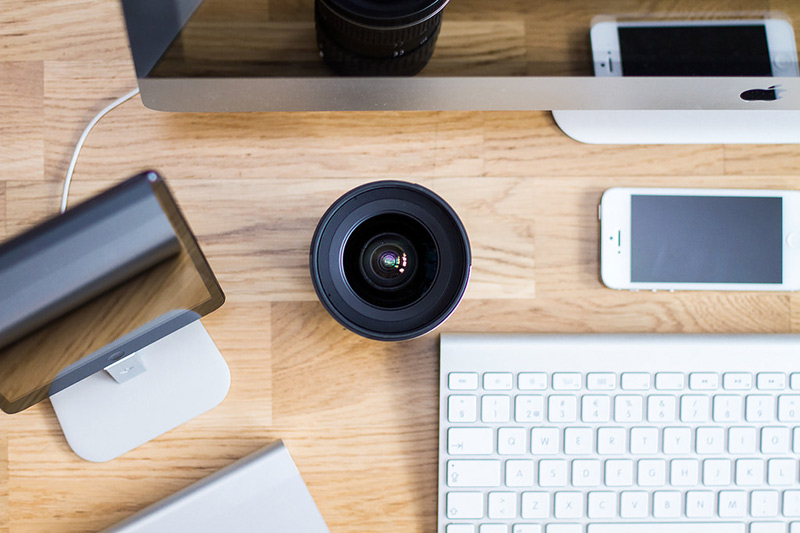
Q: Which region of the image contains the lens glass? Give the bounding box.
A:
[343,213,437,308]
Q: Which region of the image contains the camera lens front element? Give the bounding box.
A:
[362,233,415,287]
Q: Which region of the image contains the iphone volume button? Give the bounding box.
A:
[598,204,602,221]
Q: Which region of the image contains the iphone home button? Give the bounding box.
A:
[786,232,800,248]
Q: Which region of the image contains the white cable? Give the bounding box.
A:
[59,87,141,214]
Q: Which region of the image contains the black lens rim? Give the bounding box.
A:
[317,0,449,28]
[310,181,471,341]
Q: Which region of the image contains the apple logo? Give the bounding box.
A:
[740,85,783,101]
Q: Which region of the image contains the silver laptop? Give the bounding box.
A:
[104,441,328,532]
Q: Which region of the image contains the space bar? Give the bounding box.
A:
[588,523,745,533]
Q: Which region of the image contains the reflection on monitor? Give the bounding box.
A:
[120,0,800,112]
[0,172,229,461]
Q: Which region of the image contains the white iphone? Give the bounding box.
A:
[599,187,800,291]
[590,16,799,77]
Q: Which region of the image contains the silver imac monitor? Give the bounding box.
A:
[119,0,800,120]
[0,172,230,461]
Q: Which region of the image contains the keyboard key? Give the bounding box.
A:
[586,373,616,391]
[520,491,549,519]
[546,525,581,533]
[784,490,800,517]
[587,491,616,518]
[680,395,710,422]
[792,373,800,390]
[614,395,643,422]
[696,427,725,454]
[447,525,475,533]
[448,427,493,455]
[619,491,648,518]
[518,373,547,390]
[513,525,541,533]
[751,490,780,517]
[652,490,681,518]
[484,372,513,390]
[482,395,511,422]
[761,426,790,454]
[647,395,677,422]
[750,523,785,533]
[538,460,568,487]
[735,458,764,486]
[571,459,601,487]
[621,373,650,390]
[449,395,477,422]
[758,372,786,390]
[630,427,658,455]
[554,491,583,518]
[637,459,666,486]
[779,395,800,422]
[718,490,747,517]
[604,459,634,487]
[531,428,559,455]
[767,458,796,486]
[488,491,517,519]
[703,458,731,486]
[655,372,685,390]
[685,490,715,518]
[689,372,719,390]
[480,526,507,533]
[515,395,544,423]
[446,491,484,519]
[447,460,501,487]
[552,373,581,390]
[449,372,478,390]
[746,395,775,422]
[548,395,577,422]
[663,427,691,454]
[728,426,757,454]
[563,427,593,455]
[497,427,526,455]
[589,525,744,533]
[795,427,800,454]
[723,372,752,390]
[597,427,626,455]
[670,458,699,486]
[713,394,742,422]
[505,460,534,487]
[581,395,611,422]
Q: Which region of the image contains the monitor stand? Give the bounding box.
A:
[50,320,230,462]
[551,110,800,144]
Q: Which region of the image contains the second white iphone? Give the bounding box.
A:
[599,187,800,291]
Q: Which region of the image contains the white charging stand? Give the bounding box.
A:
[50,320,230,462]
[552,110,800,144]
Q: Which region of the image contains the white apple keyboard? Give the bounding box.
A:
[439,333,800,533]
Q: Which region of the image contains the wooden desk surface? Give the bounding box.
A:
[2,1,799,531]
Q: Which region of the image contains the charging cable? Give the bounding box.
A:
[59,87,141,214]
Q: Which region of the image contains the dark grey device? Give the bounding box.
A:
[0,172,224,414]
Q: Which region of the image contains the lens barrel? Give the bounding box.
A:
[315,0,449,76]
[310,181,470,341]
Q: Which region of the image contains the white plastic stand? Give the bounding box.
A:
[50,321,230,462]
[552,110,800,144]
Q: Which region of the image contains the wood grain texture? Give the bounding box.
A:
[2,0,800,531]
[0,62,44,181]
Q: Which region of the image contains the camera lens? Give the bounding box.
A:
[315,0,449,76]
[361,233,416,288]
[310,181,470,341]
